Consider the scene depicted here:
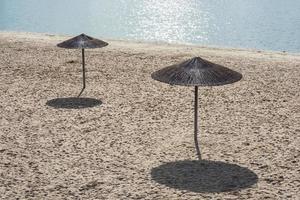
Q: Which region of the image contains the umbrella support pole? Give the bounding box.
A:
[194,86,201,160]
[78,48,86,97]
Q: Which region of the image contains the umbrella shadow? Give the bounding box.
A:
[151,160,258,193]
[46,97,102,109]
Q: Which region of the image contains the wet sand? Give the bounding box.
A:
[0,32,299,199]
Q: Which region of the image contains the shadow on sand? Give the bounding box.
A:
[46,97,102,109]
[151,160,258,193]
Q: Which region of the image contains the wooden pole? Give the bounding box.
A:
[78,48,86,97]
[194,86,201,160]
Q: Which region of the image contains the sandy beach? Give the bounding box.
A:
[0,32,299,199]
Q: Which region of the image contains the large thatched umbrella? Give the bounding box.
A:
[57,34,108,96]
[151,57,242,160]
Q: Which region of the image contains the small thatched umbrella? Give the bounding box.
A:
[151,57,242,160]
[57,34,108,96]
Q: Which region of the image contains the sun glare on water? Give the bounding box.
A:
[127,0,210,44]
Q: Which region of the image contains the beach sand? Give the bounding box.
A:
[0,32,299,199]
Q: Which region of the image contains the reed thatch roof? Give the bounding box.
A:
[57,33,108,49]
[151,57,242,86]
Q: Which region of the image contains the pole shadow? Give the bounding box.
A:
[151,160,258,193]
[46,97,102,109]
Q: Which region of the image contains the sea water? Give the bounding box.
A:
[0,0,299,52]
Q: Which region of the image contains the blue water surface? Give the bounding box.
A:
[0,0,299,52]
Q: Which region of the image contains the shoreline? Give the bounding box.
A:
[1,31,300,61]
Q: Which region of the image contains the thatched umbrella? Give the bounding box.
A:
[151,57,242,160]
[57,34,108,96]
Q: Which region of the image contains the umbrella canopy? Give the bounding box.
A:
[151,57,242,86]
[151,56,242,160]
[57,33,108,49]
